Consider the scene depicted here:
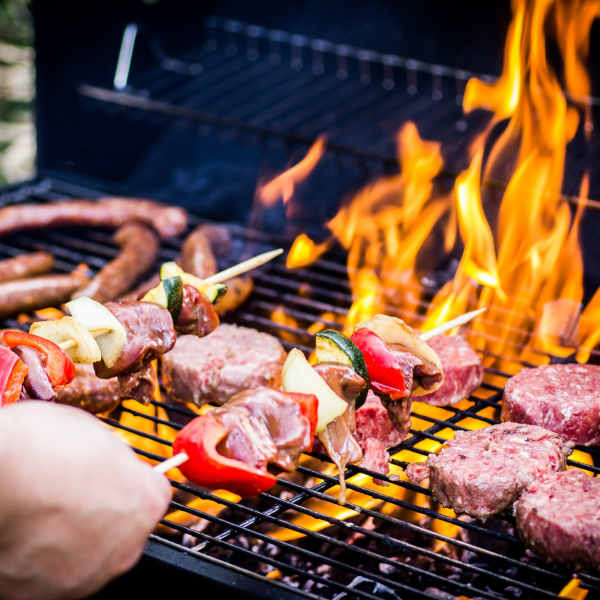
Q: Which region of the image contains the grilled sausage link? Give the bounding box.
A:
[0,197,188,239]
[0,252,54,283]
[0,272,88,318]
[73,223,159,303]
[180,225,232,278]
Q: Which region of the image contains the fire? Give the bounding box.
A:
[257,137,326,207]
[267,0,600,571]
[271,306,299,343]
[287,0,600,365]
[286,233,331,268]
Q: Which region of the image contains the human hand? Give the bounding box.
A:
[0,401,171,600]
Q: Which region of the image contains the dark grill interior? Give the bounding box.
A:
[1,177,599,600]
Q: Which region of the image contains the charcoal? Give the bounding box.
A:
[332,576,401,600]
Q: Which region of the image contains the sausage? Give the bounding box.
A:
[73,223,159,303]
[0,272,88,318]
[55,364,121,414]
[0,252,54,283]
[0,197,188,239]
[179,227,218,279]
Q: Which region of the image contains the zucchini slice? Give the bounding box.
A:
[282,348,348,433]
[159,261,181,280]
[142,276,183,320]
[65,297,127,369]
[315,329,370,407]
[30,316,102,364]
[159,262,226,305]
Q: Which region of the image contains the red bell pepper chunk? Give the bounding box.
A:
[173,413,277,498]
[0,346,28,406]
[1,330,74,387]
[285,392,318,449]
[350,328,407,400]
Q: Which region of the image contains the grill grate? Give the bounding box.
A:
[77,16,598,201]
[0,178,599,600]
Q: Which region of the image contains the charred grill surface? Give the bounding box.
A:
[1,179,600,600]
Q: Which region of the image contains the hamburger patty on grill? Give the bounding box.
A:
[161,324,286,406]
[515,469,600,570]
[405,422,572,520]
[502,363,600,445]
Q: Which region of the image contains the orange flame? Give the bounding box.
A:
[258,137,326,207]
[282,0,600,365]
[286,233,331,268]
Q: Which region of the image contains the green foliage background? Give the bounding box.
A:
[0,0,33,184]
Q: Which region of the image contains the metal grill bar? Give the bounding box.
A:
[0,178,598,600]
[76,16,599,204]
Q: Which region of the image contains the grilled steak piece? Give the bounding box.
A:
[0,272,88,318]
[0,252,54,283]
[418,335,483,406]
[515,469,600,570]
[214,387,313,471]
[73,223,159,303]
[0,197,187,239]
[94,301,176,378]
[405,422,571,520]
[117,363,155,405]
[55,364,121,413]
[355,390,405,474]
[313,363,367,402]
[502,363,600,445]
[161,324,286,406]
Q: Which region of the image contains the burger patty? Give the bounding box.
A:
[418,335,483,406]
[515,469,600,570]
[502,363,600,445]
[161,324,286,406]
[405,422,571,520]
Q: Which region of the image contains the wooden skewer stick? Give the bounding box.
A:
[420,307,486,341]
[204,248,283,284]
[57,327,112,351]
[153,451,189,474]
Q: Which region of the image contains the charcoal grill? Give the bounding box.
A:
[5,1,600,598]
[1,177,599,600]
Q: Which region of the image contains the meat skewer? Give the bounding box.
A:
[0,197,188,239]
[73,223,159,303]
[0,249,284,412]
[155,308,485,492]
[0,251,54,283]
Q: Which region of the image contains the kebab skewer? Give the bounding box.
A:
[0,249,283,406]
[156,309,484,497]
